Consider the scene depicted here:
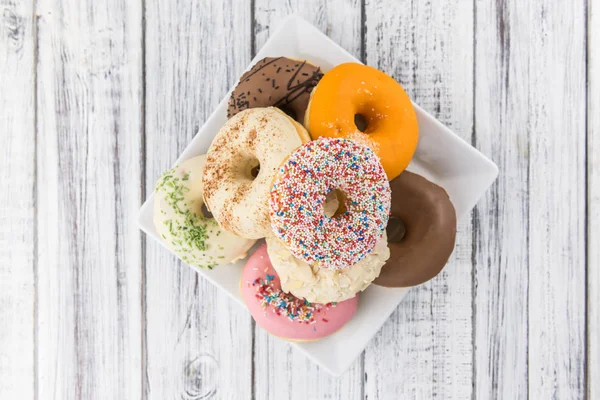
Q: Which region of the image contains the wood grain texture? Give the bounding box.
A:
[0,0,35,398]
[476,1,587,398]
[0,1,594,398]
[473,0,530,397]
[363,1,474,398]
[254,0,362,60]
[525,1,587,398]
[35,0,143,397]
[588,0,599,398]
[143,1,253,399]
[252,2,364,399]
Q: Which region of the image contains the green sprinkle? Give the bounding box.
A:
[155,165,222,270]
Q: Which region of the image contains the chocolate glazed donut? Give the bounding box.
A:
[373,171,457,287]
[227,57,323,123]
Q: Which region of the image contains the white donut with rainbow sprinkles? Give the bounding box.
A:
[269,137,391,269]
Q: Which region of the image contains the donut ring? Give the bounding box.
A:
[269,138,391,269]
[241,244,358,341]
[266,233,389,304]
[203,107,310,239]
[228,57,323,123]
[153,155,256,268]
[305,63,419,180]
[373,171,457,287]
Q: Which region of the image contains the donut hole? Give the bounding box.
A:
[386,216,406,243]
[354,113,369,132]
[324,189,347,218]
[201,203,214,219]
[245,157,260,181]
[277,105,298,121]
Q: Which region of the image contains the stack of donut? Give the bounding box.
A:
[153,57,457,341]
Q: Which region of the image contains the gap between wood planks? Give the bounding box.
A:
[140,0,149,395]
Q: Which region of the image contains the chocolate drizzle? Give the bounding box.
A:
[228,57,323,123]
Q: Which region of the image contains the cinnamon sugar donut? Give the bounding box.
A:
[203,107,310,239]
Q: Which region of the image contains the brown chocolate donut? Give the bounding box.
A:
[227,57,323,123]
[373,171,457,287]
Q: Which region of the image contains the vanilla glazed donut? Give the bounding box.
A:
[153,155,256,268]
[203,107,310,239]
[269,137,391,269]
[266,233,389,304]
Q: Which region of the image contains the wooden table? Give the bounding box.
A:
[1,0,597,398]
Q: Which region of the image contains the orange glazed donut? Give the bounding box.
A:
[304,63,419,180]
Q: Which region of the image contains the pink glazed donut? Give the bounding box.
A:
[240,244,358,341]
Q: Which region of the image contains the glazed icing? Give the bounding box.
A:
[241,244,358,341]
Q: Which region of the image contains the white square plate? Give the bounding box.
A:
[138,15,498,376]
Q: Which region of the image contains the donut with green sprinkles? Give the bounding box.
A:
[153,155,256,269]
[269,138,391,269]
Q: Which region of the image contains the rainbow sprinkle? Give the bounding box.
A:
[269,138,391,269]
[252,277,336,324]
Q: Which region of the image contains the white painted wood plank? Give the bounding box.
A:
[0,0,35,398]
[143,1,253,399]
[254,0,363,60]
[525,1,587,398]
[588,0,599,398]
[476,1,587,398]
[35,0,143,397]
[363,1,474,398]
[473,0,529,397]
[252,2,364,399]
